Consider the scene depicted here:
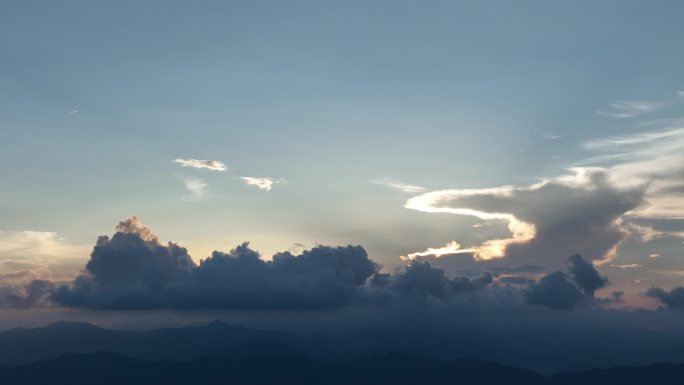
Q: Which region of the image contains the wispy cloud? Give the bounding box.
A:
[595,101,661,119]
[371,178,427,193]
[595,92,684,119]
[542,132,563,140]
[610,264,642,269]
[68,110,79,114]
[183,178,208,200]
[402,241,475,260]
[241,177,279,191]
[173,159,227,171]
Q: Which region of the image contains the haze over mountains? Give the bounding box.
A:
[1,322,684,385]
[1,321,684,384]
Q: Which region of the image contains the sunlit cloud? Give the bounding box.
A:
[402,241,475,260]
[173,158,227,171]
[370,178,427,193]
[0,231,89,282]
[405,187,536,261]
[241,177,279,191]
[610,264,642,269]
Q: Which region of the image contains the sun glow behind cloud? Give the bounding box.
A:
[404,189,537,261]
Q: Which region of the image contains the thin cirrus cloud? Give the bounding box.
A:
[594,91,684,119]
[173,158,227,171]
[241,177,278,191]
[595,100,661,119]
[370,178,427,193]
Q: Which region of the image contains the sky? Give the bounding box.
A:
[1,0,684,326]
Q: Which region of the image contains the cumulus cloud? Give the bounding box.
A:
[405,169,643,269]
[0,280,54,308]
[173,159,227,171]
[526,254,608,310]
[241,177,278,191]
[0,218,624,312]
[645,286,684,308]
[52,217,379,310]
[369,261,492,302]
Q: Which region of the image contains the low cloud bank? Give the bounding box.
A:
[1,217,620,311]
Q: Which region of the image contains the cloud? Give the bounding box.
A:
[241,177,278,191]
[183,178,208,200]
[405,169,643,269]
[0,230,89,281]
[2,217,628,314]
[526,255,608,310]
[370,178,427,193]
[369,261,492,302]
[610,264,642,269]
[645,286,684,308]
[51,217,379,310]
[173,159,227,171]
[542,133,563,140]
[595,100,661,119]
[567,254,608,297]
[0,280,54,309]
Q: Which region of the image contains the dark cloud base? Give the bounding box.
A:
[0,217,655,311]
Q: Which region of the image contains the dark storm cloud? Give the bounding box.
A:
[567,254,609,296]
[526,255,609,310]
[6,217,618,312]
[527,272,585,310]
[646,286,684,308]
[52,218,379,310]
[368,261,492,301]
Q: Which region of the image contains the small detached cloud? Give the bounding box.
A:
[371,178,427,193]
[646,286,684,308]
[526,254,609,310]
[173,159,227,171]
[241,177,280,191]
[610,264,642,269]
[183,178,208,201]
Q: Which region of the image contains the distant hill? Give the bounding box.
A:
[1,345,684,385]
[0,347,546,385]
[0,321,296,366]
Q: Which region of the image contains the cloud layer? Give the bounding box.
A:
[0,217,624,312]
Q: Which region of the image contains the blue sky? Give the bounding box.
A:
[2,0,684,310]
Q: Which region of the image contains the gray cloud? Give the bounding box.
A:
[407,169,645,271]
[646,286,684,308]
[0,280,54,309]
[526,254,609,310]
[52,217,379,310]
